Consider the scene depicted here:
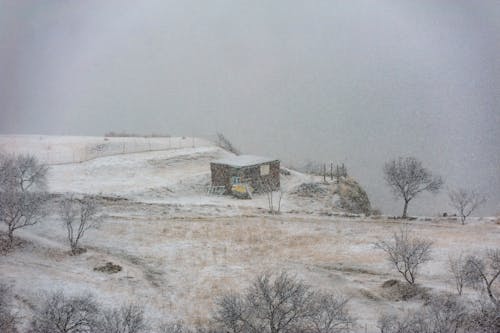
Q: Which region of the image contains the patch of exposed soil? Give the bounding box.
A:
[94,261,122,273]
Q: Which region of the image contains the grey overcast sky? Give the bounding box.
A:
[0,0,499,216]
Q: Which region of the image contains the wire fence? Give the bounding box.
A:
[0,136,215,165]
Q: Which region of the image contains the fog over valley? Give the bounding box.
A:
[1,0,499,216]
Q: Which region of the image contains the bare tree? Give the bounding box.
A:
[448,253,467,295]
[215,272,353,333]
[448,188,486,224]
[305,292,353,333]
[0,154,48,247]
[383,157,443,218]
[214,293,247,333]
[247,272,316,333]
[0,284,18,333]
[216,132,240,155]
[30,291,100,333]
[463,249,500,309]
[259,179,283,215]
[374,226,433,285]
[59,196,100,255]
[215,272,315,333]
[0,154,48,192]
[97,303,147,333]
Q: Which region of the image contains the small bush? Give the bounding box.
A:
[0,284,18,333]
[336,177,372,215]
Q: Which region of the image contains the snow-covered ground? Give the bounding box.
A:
[1,135,499,332]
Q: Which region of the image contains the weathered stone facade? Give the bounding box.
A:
[210,156,280,194]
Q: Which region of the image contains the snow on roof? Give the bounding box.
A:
[212,155,278,167]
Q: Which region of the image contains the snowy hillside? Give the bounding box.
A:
[0,135,340,214]
[2,136,497,332]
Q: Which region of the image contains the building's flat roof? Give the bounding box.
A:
[212,155,278,167]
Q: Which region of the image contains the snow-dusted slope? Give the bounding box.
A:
[0,135,317,212]
[1,135,499,332]
[0,135,213,164]
[48,146,226,197]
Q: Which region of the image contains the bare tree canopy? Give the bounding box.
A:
[375,226,433,285]
[98,303,147,333]
[0,154,48,192]
[448,188,486,224]
[383,157,443,218]
[307,292,353,333]
[0,154,48,247]
[59,195,100,255]
[30,291,100,333]
[29,291,148,333]
[463,249,500,309]
[448,253,467,296]
[215,271,353,333]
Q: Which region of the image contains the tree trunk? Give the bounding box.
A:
[402,200,409,219]
[7,228,14,247]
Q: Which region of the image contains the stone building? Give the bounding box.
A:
[210,155,280,194]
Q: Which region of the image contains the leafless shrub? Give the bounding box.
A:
[467,299,500,333]
[259,179,282,214]
[30,291,100,333]
[0,284,18,333]
[448,188,486,224]
[59,195,100,255]
[374,226,433,285]
[0,154,48,192]
[0,154,48,247]
[215,272,314,333]
[377,313,409,333]
[383,157,443,218]
[158,321,192,333]
[448,252,468,295]
[377,294,467,333]
[216,133,240,155]
[97,303,147,333]
[305,292,353,333]
[215,272,353,333]
[214,293,247,333]
[463,249,500,309]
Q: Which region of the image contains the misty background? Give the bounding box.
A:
[0,0,499,216]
